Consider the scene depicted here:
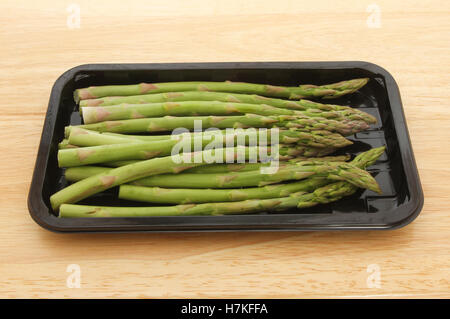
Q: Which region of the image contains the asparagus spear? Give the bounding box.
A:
[50,146,266,210]
[81,101,294,124]
[81,101,371,125]
[79,91,377,124]
[67,128,221,147]
[67,129,210,147]
[65,114,278,136]
[65,166,109,180]
[67,127,351,149]
[103,132,171,141]
[67,128,138,146]
[117,181,330,204]
[184,155,351,173]
[64,155,350,181]
[59,147,384,217]
[59,136,215,167]
[104,153,349,169]
[66,114,369,137]
[128,161,381,192]
[74,78,369,102]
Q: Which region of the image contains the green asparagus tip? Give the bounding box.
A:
[352,146,386,170]
[358,78,369,86]
[346,78,369,89]
[367,146,386,161]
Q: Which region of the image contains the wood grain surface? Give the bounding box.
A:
[0,0,449,298]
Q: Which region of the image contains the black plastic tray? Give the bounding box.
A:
[28,62,423,233]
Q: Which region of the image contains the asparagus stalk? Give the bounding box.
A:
[68,129,210,147]
[59,147,384,217]
[104,152,348,169]
[81,101,294,124]
[118,181,330,204]
[103,132,171,141]
[67,127,351,149]
[70,155,349,177]
[66,114,369,137]
[67,128,139,146]
[68,128,224,147]
[79,91,377,124]
[74,78,369,102]
[65,114,279,136]
[81,101,371,125]
[185,155,351,173]
[127,161,381,192]
[65,166,108,181]
[50,146,266,210]
[59,139,175,167]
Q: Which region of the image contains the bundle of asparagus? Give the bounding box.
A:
[52,78,383,218]
[60,147,384,217]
